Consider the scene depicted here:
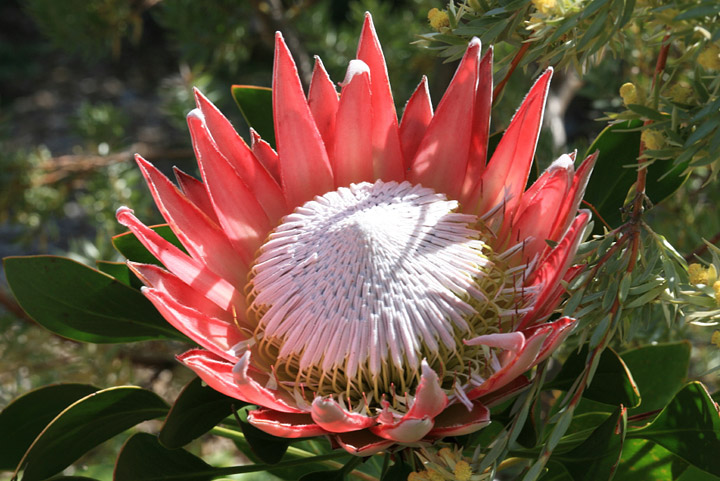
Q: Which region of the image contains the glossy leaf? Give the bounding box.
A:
[16,386,168,481]
[238,415,291,465]
[115,433,215,481]
[551,405,627,481]
[231,85,275,148]
[621,341,690,415]
[3,256,186,343]
[159,376,243,449]
[582,120,688,231]
[0,384,98,471]
[96,261,143,289]
[629,382,720,476]
[614,439,689,480]
[547,345,640,408]
[112,224,185,265]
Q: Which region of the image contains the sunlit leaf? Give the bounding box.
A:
[16,386,168,481]
[112,224,185,265]
[0,384,97,471]
[629,382,720,476]
[3,256,186,343]
[614,439,689,480]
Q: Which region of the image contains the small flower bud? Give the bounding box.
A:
[712,330,720,347]
[698,43,720,71]
[408,472,431,481]
[428,8,450,30]
[532,0,558,14]
[689,263,709,285]
[454,460,473,481]
[668,83,693,104]
[713,280,720,306]
[641,129,664,150]
[620,82,638,106]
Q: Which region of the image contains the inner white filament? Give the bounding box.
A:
[248,180,491,380]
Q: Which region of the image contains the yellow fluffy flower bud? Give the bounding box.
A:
[712,330,720,347]
[532,0,558,14]
[428,8,450,31]
[620,82,638,106]
[689,263,709,285]
[454,460,473,481]
[668,83,693,104]
[713,280,720,306]
[641,129,664,150]
[409,472,431,481]
[698,43,720,71]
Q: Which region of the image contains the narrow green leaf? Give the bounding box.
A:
[0,384,98,471]
[675,3,720,20]
[114,433,215,481]
[3,256,186,343]
[112,224,185,265]
[16,386,168,481]
[159,377,243,449]
[621,341,690,415]
[625,104,668,122]
[231,85,275,148]
[629,382,720,476]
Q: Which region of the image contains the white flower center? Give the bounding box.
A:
[247,180,520,404]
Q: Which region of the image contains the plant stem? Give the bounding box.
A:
[493,41,532,105]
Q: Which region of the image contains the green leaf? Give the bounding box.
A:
[16,386,169,481]
[112,224,185,265]
[298,469,346,481]
[546,345,640,408]
[614,439,689,480]
[159,377,243,449]
[0,384,98,471]
[583,120,688,231]
[625,104,668,122]
[3,256,186,343]
[621,341,690,415]
[115,433,215,481]
[551,405,627,481]
[95,261,143,289]
[381,459,414,481]
[629,382,720,476]
[231,85,275,148]
[238,414,291,465]
[674,2,720,20]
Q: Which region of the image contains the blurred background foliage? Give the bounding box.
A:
[1,0,719,478]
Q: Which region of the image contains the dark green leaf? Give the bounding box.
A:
[546,345,640,407]
[239,415,291,465]
[3,256,186,343]
[160,376,243,449]
[47,477,102,481]
[112,224,185,265]
[115,433,215,481]
[621,341,690,415]
[0,384,98,471]
[629,382,720,476]
[614,439,689,480]
[677,466,720,480]
[625,104,668,122]
[381,459,414,481]
[95,261,143,289]
[551,405,627,481]
[16,386,168,481]
[298,469,346,481]
[674,3,720,20]
[583,120,688,231]
[231,85,275,148]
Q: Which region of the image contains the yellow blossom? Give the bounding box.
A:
[689,263,709,284]
[698,43,720,71]
[428,8,450,30]
[712,330,720,347]
[409,472,431,481]
[454,460,473,481]
[532,0,558,14]
[619,82,638,106]
[713,280,720,306]
[668,83,693,104]
[641,129,664,150]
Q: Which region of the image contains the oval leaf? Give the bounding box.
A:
[114,433,216,481]
[112,224,185,265]
[159,377,243,449]
[16,386,168,481]
[0,384,98,471]
[4,255,186,343]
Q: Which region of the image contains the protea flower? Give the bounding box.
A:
[117,14,594,456]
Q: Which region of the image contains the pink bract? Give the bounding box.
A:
[117,13,594,456]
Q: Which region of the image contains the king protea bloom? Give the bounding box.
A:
[117,14,595,456]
